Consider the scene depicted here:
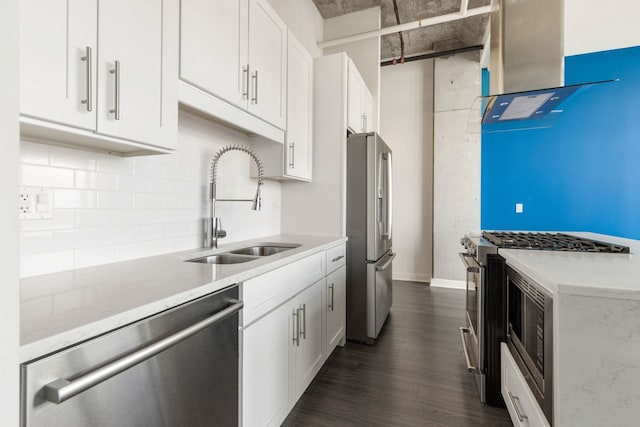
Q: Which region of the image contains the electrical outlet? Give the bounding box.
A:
[19,188,54,220]
[515,203,524,214]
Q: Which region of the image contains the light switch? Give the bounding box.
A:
[515,203,524,214]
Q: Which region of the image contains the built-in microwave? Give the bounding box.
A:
[506,265,553,425]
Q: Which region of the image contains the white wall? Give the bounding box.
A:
[564,0,640,56]
[0,0,20,422]
[267,0,323,57]
[380,60,434,283]
[433,52,481,283]
[19,110,281,277]
[324,8,381,132]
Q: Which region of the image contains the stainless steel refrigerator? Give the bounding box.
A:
[346,132,395,344]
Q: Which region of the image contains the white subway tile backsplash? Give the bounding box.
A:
[50,146,97,170]
[75,210,119,228]
[21,141,50,165]
[20,210,74,232]
[116,209,149,226]
[54,189,98,209]
[134,193,162,209]
[162,194,182,209]
[134,158,164,178]
[118,175,150,192]
[22,164,74,188]
[21,250,75,277]
[75,170,118,191]
[97,191,135,209]
[20,110,281,278]
[75,246,116,269]
[149,177,177,194]
[97,155,135,175]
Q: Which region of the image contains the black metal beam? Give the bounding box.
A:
[380,44,484,67]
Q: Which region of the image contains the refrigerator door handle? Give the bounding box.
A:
[381,152,393,241]
[376,252,396,271]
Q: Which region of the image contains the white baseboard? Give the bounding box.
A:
[429,278,466,290]
[392,272,430,283]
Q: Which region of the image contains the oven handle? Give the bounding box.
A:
[42,299,244,404]
[458,252,480,273]
[458,327,479,373]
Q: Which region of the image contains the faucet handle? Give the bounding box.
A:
[214,218,227,238]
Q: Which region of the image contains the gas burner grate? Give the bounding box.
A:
[482,232,630,254]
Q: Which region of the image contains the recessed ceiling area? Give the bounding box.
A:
[312,0,491,60]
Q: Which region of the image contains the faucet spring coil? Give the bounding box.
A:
[209,144,264,186]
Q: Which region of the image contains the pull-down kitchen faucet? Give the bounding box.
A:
[206,144,264,249]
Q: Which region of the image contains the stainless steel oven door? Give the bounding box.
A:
[458,253,485,401]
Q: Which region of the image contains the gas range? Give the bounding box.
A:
[461,231,630,266]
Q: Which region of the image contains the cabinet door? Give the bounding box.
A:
[180,0,248,110]
[294,279,325,398]
[19,0,97,131]
[248,0,287,129]
[243,302,295,427]
[285,32,313,181]
[97,0,176,148]
[326,266,346,353]
[347,59,363,133]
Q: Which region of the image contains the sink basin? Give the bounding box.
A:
[230,243,301,257]
[186,253,259,264]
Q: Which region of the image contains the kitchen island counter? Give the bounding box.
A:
[20,234,345,362]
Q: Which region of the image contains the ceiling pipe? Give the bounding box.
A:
[318,4,499,49]
[460,0,469,16]
[380,44,484,67]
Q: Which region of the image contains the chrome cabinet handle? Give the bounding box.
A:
[375,252,396,271]
[507,391,528,422]
[80,46,92,112]
[300,304,306,340]
[242,65,249,99]
[288,142,295,169]
[293,309,300,346]
[331,255,344,263]
[361,114,365,132]
[458,327,478,373]
[364,113,368,131]
[251,71,258,104]
[109,60,120,120]
[328,283,334,311]
[42,300,243,404]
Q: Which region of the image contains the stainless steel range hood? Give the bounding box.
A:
[476,0,615,130]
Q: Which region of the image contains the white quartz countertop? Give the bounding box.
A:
[499,232,640,300]
[20,234,345,362]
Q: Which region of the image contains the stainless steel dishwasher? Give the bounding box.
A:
[21,285,242,427]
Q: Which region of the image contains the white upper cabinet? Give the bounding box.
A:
[19,0,178,154]
[284,31,313,181]
[180,0,248,109]
[179,0,287,140]
[347,58,373,134]
[247,0,287,130]
[20,0,97,131]
[97,0,177,149]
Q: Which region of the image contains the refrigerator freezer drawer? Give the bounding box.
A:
[366,251,394,339]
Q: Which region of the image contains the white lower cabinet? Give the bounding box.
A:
[242,301,294,427]
[242,244,347,426]
[325,265,346,353]
[501,343,550,427]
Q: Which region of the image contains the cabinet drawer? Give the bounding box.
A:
[326,242,346,275]
[501,344,550,427]
[242,251,325,326]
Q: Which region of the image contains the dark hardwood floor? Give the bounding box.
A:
[283,281,513,427]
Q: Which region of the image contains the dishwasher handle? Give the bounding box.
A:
[43,299,244,404]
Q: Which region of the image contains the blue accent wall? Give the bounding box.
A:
[481,46,640,238]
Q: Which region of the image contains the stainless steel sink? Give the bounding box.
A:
[230,243,301,257]
[185,253,259,264]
